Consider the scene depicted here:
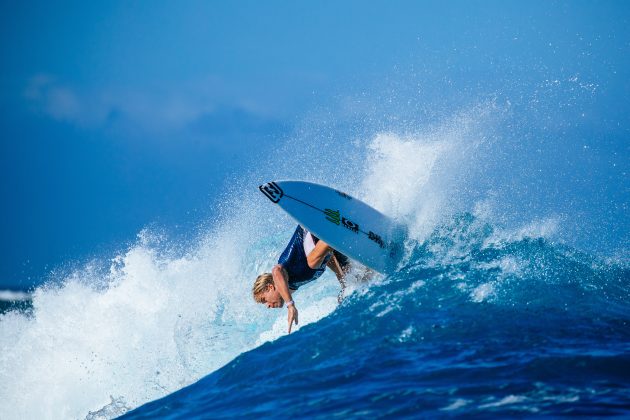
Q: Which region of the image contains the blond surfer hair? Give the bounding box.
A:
[252,273,273,302]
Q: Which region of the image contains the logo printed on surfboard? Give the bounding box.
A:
[368,231,385,248]
[325,209,361,235]
[324,208,340,225]
[324,207,394,251]
[342,217,359,233]
[259,182,283,203]
[336,190,352,200]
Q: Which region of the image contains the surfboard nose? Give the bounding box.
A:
[259,182,284,203]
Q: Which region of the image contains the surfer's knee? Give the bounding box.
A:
[252,273,273,303]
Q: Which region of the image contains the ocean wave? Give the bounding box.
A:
[123,214,630,418]
[1,101,628,419]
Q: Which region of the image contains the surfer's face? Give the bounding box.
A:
[258,284,284,309]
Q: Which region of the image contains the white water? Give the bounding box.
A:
[0,104,497,420]
[0,290,31,301]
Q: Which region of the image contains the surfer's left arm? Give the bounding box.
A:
[306,240,332,269]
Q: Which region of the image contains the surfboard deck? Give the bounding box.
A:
[259,181,406,273]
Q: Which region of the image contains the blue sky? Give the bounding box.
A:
[1,1,629,288]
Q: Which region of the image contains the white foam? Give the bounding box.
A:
[471,282,496,303]
[359,105,498,243]
[440,398,471,411]
[0,102,503,419]
[479,394,528,409]
[0,290,31,301]
[256,296,339,344]
[0,206,342,420]
[484,217,560,249]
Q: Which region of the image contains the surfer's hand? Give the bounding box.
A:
[287,305,298,333]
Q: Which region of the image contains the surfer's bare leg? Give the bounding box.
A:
[327,254,349,303]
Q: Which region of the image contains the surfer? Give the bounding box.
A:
[252,225,350,333]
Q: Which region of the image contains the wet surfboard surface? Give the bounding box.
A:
[259,181,406,273]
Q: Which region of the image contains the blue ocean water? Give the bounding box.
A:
[121,214,629,418]
[2,4,630,414]
[1,100,628,418]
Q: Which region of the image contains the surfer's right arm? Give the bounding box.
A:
[272,264,299,333]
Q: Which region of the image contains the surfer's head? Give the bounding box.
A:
[252,273,284,308]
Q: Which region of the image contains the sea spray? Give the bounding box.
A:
[3,101,621,418]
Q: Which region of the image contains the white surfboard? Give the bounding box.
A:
[259,181,406,273]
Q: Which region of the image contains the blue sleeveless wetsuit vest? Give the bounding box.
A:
[278,225,330,290]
